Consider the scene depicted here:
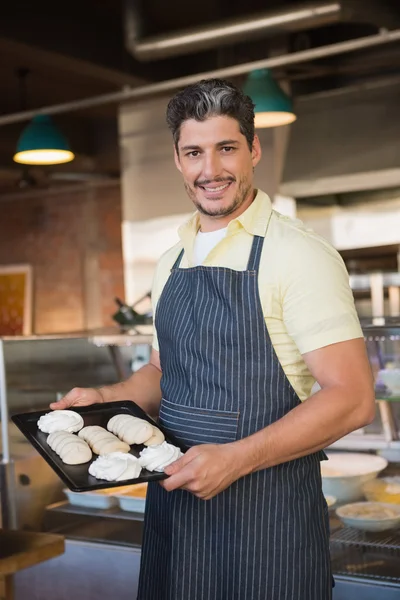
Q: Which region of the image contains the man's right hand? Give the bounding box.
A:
[50,387,104,410]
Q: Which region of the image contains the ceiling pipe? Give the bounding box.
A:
[125,1,344,61]
[0,29,399,127]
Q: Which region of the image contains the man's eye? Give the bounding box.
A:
[222,146,234,152]
[187,151,200,157]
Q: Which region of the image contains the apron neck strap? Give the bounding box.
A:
[172,248,185,269]
[172,236,265,271]
[246,235,265,271]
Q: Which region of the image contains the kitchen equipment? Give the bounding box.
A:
[112,295,152,329]
[378,369,400,397]
[336,501,400,532]
[114,483,148,513]
[321,452,388,503]
[62,486,134,509]
[363,477,400,505]
[324,494,337,509]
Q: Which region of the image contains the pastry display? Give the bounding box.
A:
[138,441,183,472]
[89,452,142,481]
[107,414,154,445]
[78,425,130,455]
[47,431,92,465]
[38,410,84,434]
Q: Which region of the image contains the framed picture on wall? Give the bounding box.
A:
[0,264,33,336]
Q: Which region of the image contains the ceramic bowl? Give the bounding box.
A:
[321,452,388,503]
[336,501,400,532]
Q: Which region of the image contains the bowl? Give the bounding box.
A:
[336,501,400,532]
[324,495,337,509]
[63,488,120,509]
[377,369,400,396]
[321,452,388,503]
[363,477,400,505]
[114,482,148,513]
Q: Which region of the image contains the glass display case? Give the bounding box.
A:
[329,318,400,460]
[327,315,400,599]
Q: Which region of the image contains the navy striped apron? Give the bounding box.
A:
[137,233,332,600]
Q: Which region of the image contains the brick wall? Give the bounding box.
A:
[0,181,125,334]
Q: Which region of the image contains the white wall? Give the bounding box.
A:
[297,193,400,251]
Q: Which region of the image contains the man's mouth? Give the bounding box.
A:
[198,181,233,195]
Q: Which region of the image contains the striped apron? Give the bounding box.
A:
[137,233,332,600]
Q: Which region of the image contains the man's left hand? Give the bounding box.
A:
[160,443,245,500]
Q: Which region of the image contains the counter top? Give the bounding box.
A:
[0,529,65,576]
[0,327,153,346]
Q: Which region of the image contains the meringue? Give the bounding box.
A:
[107,414,154,444]
[89,452,142,481]
[143,425,165,447]
[38,410,84,434]
[47,431,92,465]
[79,425,130,455]
[138,441,183,472]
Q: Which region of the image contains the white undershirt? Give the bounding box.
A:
[192,227,228,266]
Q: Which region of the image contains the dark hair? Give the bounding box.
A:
[166,78,255,152]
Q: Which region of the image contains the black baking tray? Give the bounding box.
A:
[11,400,185,493]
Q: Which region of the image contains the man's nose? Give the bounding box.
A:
[202,152,222,181]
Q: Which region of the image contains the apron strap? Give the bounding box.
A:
[172,248,185,269]
[172,237,264,271]
[246,235,265,271]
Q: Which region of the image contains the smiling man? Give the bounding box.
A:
[175,115,259,225]
[53,78,375,600]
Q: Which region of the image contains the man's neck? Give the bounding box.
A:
[199,189,257,232]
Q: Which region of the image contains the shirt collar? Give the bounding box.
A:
[234,189,272,237]
[178,189,273,247]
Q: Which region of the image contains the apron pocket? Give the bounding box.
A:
[159,397,239,449]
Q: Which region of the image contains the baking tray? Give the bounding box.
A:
[11,400,185,492]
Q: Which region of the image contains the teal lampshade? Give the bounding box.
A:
[13,114,75,165]
[243,69,297,128]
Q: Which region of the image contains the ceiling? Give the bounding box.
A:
[0,0,399,195]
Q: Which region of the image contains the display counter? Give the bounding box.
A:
[8,495,400,600]
[3,322,400,598]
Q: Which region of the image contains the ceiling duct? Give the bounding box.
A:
[125,1,344,61]
[124,0,399,62]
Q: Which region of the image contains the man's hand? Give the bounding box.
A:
[50,387,104,410]
[161,443,245,500]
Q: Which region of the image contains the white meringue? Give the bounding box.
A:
[89,452,142,481]
[79,425,130,455]
[107,414,154,444]
[138,441,183,472]
[143,425,165,447]
[47,431,92,465]
[38,410,84,434]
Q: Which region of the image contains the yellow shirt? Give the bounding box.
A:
[151,190,363,401]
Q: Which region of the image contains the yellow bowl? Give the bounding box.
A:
[363,477,400,505]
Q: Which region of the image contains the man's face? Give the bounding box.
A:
[174,115,261,221]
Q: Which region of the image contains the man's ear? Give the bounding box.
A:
[174,146,182,173]
[251,134,262,168]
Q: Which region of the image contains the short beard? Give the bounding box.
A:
[185,176,252,218]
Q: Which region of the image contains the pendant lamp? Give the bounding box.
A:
[13,114,75,165]
[243,69,297,128]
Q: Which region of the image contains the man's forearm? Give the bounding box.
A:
[98,363,162,418]
[234,386,375,477]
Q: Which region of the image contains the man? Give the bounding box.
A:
[53,78,375,600]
